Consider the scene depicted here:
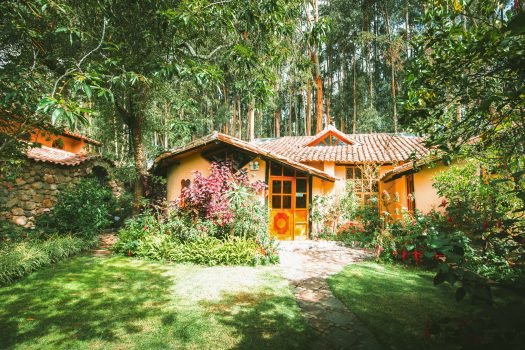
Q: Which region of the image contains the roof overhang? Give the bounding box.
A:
[380,156,443,183]
[154,132,337,182]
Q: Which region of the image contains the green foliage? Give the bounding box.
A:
[0,235,97,285]
[113,207,279,266]
[226,182,269,239]
[403,1,525,229]
[311,180,360,238]
[432,161,525,288]
[37,179,121,236]
[0,220,35,245]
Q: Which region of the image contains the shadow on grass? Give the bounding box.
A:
[0,255,175,349]
[200,290,313,350]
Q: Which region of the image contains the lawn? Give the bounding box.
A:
[328,262,524,350]
[0,255,312,350]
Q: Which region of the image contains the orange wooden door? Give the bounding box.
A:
[268,163,309,240]
[269,178,294,240]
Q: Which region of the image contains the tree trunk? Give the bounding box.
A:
[353,56,357,134]
[248,102,255,141]
[384,4,397,133]
[368,42,373,107]
[306,81,312,136]
[237,99,242,139]
[130,115,145,214]
[313,0,323,133]
[326,56,332,126]
[289,94,293,135]
[231,95,237,137]
[274,110,280,137]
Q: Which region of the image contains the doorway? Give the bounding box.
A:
[268,162,309,240]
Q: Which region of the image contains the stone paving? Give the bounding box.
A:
[91,232,117,256]
[279,240,382,350]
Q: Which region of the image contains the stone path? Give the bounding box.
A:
[279,240,381,350]
[91,232,117,256]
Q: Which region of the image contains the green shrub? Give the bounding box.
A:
[113,210,279,266]
[0,235,97,285]
[37,178,122,236]
[114,234,270,266]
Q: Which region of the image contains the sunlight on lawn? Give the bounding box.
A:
[327,262,519,350]
[0,255,311,350]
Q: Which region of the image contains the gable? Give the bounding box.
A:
[306,125,355,147]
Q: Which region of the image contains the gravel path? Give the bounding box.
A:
[279,240,382,350]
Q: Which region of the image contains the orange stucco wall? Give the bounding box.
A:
[381,163,452,217]
[30,129,91,154]
[166,154,267,202]
[413,165,446,213]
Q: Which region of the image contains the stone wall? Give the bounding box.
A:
[0,159,121,228]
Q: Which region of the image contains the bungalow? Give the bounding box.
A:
[0,125,118,227]
[153,125,448,240]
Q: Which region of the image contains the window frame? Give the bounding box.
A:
[345,165,380,204]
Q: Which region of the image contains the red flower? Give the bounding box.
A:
[413,250,423,264]
[434,252,445,262]
[440,199,447,207]
[351,229,355,234]
[401,250,408,261]
[447,216,453,223]
[483,219,488,230]
[359,227,364,233]
[392,250,398,256]
[143,225,148,231]
[496,219,502,228]
[127,250,132,257]
[165,230,171,235]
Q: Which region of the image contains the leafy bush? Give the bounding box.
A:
[0,235,97,285]
[113,210,279,266]
[114,200,277,266]
[114,161,278,266]
[37,178,124,236]
[0,220,35,245]
[311,180,360,238]
[178,161,265,227]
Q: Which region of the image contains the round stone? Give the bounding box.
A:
[12,216,28,226]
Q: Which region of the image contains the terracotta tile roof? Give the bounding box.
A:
[62,130,102,146]
[26,145,100,166]
[254,133,429,163]
[154,132,337,182]
[380,155,443,182]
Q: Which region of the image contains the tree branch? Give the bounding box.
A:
[179,43,226,60]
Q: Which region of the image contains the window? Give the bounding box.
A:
[406,174,415,212]
[271,179,292,209]
[312,134,350,146]
[346,165,379,204]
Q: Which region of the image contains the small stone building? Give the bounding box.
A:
[0,129,118,228]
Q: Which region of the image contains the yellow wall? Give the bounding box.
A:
[240,157,267,184]
[413,165,446,213]
[380,163,451,217]
[166,154,267,202]
[167,153,211,201]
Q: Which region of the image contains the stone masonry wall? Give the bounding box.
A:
[0,159,121,228]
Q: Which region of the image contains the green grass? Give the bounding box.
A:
[328,262,523,350]
[0,255,312,350]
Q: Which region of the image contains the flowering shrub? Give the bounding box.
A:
[178,161,265,227]
[311,180,360,238]
[114,161,279,265]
